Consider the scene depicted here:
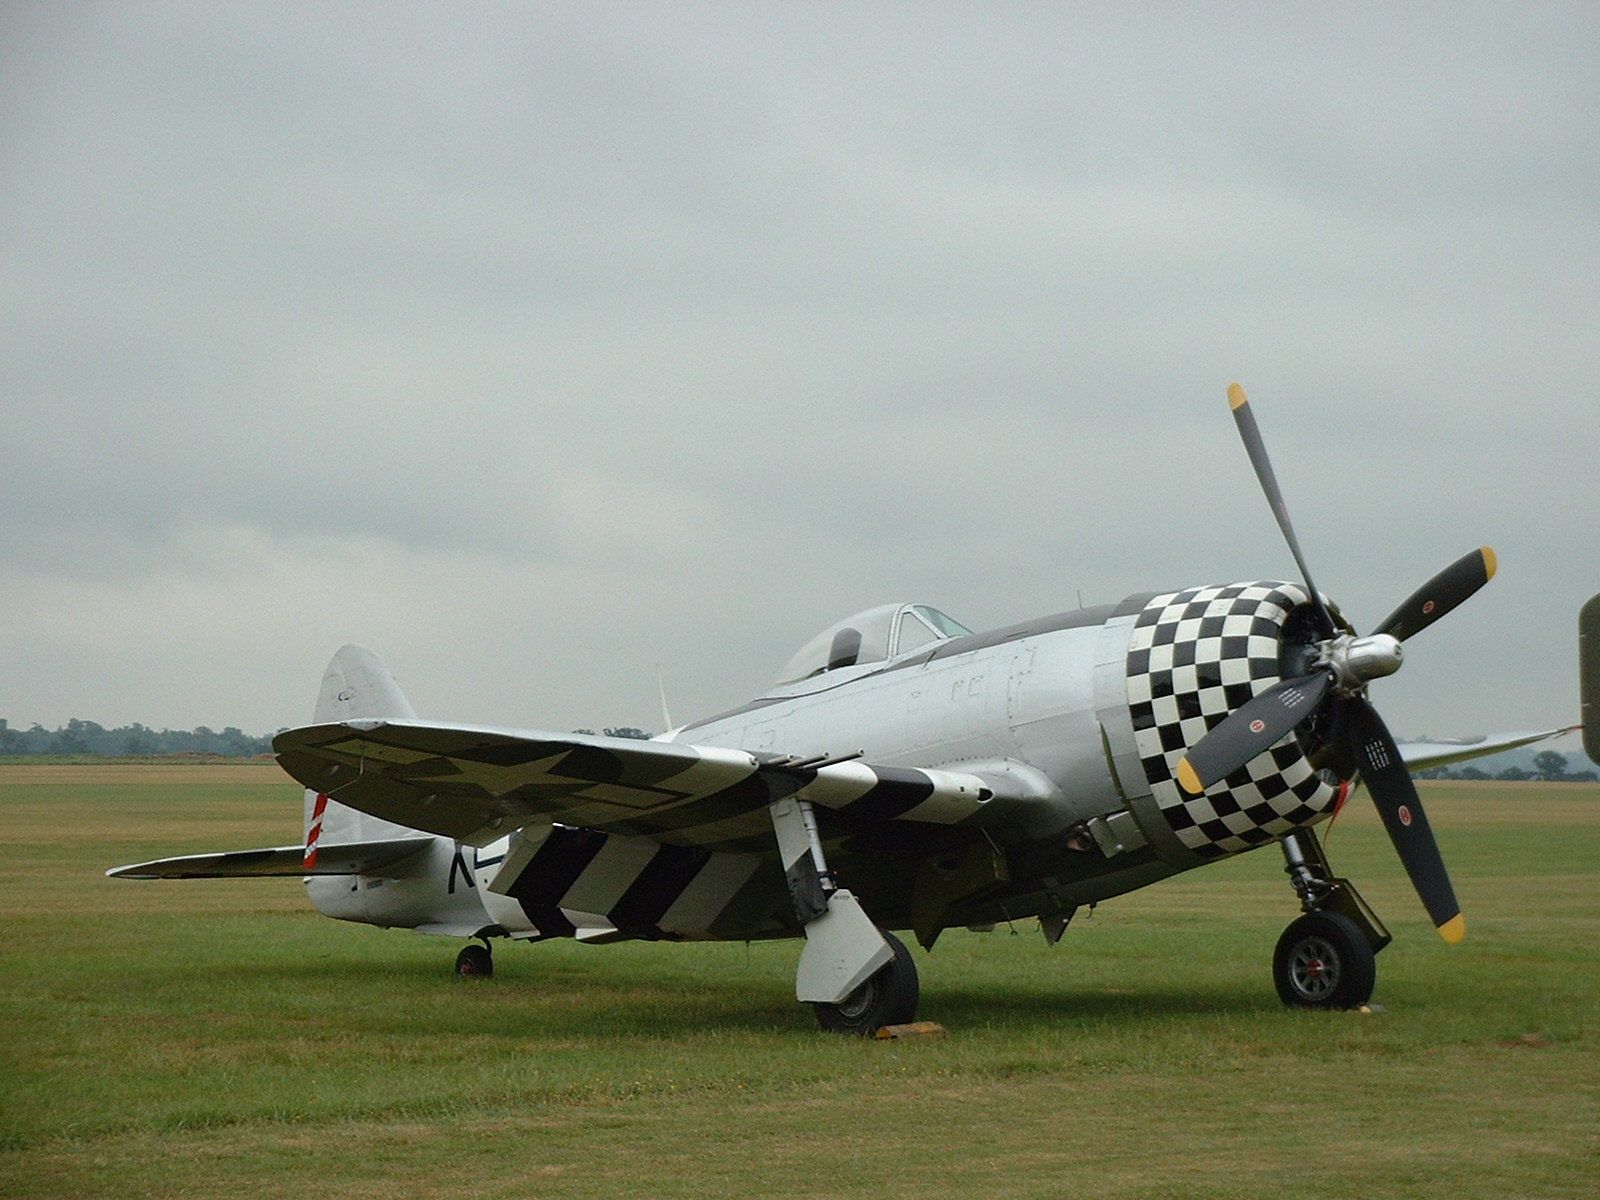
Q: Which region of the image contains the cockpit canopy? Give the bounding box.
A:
[776,603,973,684]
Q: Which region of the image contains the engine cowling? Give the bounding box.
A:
[1124,581,1340,860]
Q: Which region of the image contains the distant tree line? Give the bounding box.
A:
[1415,751,1597,784]
[8,718,1580,774]
[0,718,278,757]
[0,718,656,757]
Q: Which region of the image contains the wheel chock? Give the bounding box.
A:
[874,1021,948,1040]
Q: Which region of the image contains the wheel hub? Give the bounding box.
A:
[1290,935,1341,999]
[835,978,878,1021]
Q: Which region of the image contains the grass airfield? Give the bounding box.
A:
[2,764,1595,1199]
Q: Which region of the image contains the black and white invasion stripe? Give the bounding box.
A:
[488,824,767,941]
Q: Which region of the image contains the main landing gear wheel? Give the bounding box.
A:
[1273,911,1375,1009]
[455,942,493,978]
[811,930,919,1035]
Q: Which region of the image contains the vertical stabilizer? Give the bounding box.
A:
[305,645,419,847]
[314,644,418,724]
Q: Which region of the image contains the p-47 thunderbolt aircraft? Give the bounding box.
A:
[112,386,1574,1033]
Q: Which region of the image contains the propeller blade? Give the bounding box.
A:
[1227,383,1337,637]
[1372,547,1497,642]
[1345,696,1464,942]
[1176,670,1334,794]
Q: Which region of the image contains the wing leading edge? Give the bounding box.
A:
[273,720,1035,851]
[1399,726,1576,773]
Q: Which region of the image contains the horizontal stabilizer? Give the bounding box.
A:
[107,837,433,880]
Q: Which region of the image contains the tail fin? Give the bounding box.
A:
[314,643,417,724]
[304,645,419,857]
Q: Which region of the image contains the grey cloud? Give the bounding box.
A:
[2,3,1595,737]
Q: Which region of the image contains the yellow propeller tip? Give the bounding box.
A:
[1480,546,1497,581]
[1227,382,1248,410]
[1176,758,1205,795]
[1438,914,1466,944]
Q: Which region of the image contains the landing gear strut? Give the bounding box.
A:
[769,794,919,1034]
[455,941,493,978]
[1273,829,1388,1009]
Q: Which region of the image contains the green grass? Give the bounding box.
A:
[2,766,1596,1198]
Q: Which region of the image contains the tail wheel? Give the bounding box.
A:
[812,930,918,1035]
[1273,911,1375,1009]
[455,943,493,978]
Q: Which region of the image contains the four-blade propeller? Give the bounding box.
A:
[1177,383,1495,943]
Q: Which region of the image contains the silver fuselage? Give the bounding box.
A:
[307,582,1336,941]
[663,601,1181,929]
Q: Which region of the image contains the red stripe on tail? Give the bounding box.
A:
[304,793,330,869]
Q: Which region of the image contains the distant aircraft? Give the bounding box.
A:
[111,386,1574,1032]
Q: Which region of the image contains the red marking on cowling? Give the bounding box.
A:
[1323,779,1355,845]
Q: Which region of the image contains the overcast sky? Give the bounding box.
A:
[3,4,1595,753]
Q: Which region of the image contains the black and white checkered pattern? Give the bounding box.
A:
[1125,581,1336,860]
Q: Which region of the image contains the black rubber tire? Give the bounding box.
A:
[455,943,494,979]
[1273,911,1375,1009]
[811,930,919,1035]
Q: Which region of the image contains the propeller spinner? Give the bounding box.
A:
[1176,383,1496,944]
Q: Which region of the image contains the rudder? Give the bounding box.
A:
[304,645,420,852]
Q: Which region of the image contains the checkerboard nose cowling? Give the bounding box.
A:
[1125,582,1339,861]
